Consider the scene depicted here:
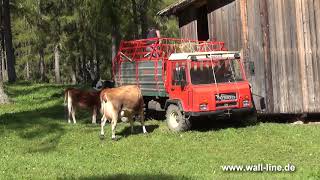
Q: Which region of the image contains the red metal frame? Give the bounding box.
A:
[113,38,226,82]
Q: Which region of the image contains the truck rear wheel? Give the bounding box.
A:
[166,104,191,132]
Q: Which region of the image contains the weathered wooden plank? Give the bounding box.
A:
[222,8,228,47]
[215,9,222,41]
[235,0,241,49]
[267,0,279,113]
[287,0,303,113]
[280,0,292,113]
[255,1,267,109]
[207,10,214,40]
[308,0,320,112]
[239,0,249,76]
[246,0,254,84]
[229,1,236,50]
[314,0,320,112]
[247,0,266,110]
[260,0,273,112]
[295,0,308,112]
[301,0,315,112]
[274,0,288,113]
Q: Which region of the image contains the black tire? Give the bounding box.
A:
[240,108,258,126]
[166,104,191,132]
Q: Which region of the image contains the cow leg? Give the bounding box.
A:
[100,115,107,136]
[92,107,97,124]
[139,110,147,133]
[71,107,76,124]
[67,103,72,124]
[111,112,118,140]
[128,114,134,134]
[67,109,71,124]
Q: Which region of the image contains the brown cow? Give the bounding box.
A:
[100,85,147,140]
[64,88,100,124]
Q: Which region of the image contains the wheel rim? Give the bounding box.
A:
[169,111,179,128]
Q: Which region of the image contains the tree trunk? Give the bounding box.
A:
[25,61,30,80]
[139,0,148,38]
[1,41,7,81]
[1,10,7,82]
[54,44,61,83]
[0,52,2,81]
[93,41,100,79]
[71,68,76,85]
[0,81,9,104]
[131,0,139,39]
[0,37,2,81]
[77,53,83,82]
[3,0,16,82]
[39,49,45,82]
[111,0,120,62]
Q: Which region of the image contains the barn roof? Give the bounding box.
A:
[157,0,234,16]
[157,0,202,16]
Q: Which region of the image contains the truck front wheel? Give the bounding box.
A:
[166,104,191,131]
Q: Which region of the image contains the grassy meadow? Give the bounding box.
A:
[0,83,320,179]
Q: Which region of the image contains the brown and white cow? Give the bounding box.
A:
[100,85,147,140]
[64,88,100,124]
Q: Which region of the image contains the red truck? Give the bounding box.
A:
[113,38,257,131]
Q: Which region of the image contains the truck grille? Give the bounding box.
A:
[216,102,237,108]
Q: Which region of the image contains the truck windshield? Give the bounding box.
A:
[190,59,244,85]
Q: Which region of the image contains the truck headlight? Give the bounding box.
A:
[242,100,250,107]
[199,104,208,111]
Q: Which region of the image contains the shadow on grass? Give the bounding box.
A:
[4,83,66,98]
[0,83,100,153]
[190,116,256,132]
[117,124,159,137]
[0,102,66,153]
[73,174,191,180]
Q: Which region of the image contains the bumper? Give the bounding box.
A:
[185,107,255,117]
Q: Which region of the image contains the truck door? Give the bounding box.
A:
[169,62,192,111]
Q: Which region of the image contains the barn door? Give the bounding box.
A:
[197,5,209,41]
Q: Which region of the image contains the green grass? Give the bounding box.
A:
[1,82,320,179]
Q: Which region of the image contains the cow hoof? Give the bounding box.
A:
[99,134,105,140]
[112,136,119,141]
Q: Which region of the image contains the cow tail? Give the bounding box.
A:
[137,86,144,112]
[64,90,69,120]
[100,95,107,117]
[100,96,104,115]
[64,90,68,106]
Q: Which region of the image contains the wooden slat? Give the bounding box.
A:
[314,0,320,112]
[267,0,279,113]
[308,0,319,112]
[302,0,315,112]
[287,0,303,113]
[274,0,287,113]
[240,0,249,75]
[260,0,273,112]
[295,0,308,112]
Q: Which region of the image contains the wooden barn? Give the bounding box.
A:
[158,0,320,114]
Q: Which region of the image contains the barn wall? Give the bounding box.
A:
[248,0,320,113]
[176,0,320,113]
[207,0,242,51]
[178,7,198,40]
